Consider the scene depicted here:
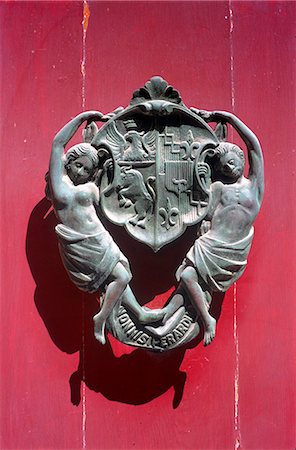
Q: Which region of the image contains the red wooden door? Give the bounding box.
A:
[1,1,295,449]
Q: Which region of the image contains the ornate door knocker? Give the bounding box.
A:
[46,77,264,351]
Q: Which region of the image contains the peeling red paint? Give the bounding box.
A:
[82,0,90,33]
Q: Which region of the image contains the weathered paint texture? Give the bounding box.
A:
[1,1,295,449]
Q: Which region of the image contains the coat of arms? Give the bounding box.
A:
[92,77,219,251]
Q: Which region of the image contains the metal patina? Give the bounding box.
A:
[91,78,219,251]
[48,77,264,351]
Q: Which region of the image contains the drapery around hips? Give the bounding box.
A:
[55,224,131,293]
[176,227,254,292]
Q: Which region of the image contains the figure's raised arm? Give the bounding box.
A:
[212,111,264,203]
[49,111,103,200]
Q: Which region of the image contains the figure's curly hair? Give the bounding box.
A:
[216,142,245,165]
[45,143,99,201]
[64,143,99,167]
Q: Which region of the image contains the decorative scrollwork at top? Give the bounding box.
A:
[130,76,183,106]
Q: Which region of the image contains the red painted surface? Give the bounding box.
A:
[1,1,295,449]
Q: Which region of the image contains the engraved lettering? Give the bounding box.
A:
[118,306,126,317]
[165,333,176,345]
[176,323,187,334]
[152,338,161,347]
[160,337,168,347]
[118,313,130,324]
[173,329,184,340]
[132,331,143,341]
[182,317,193,328]
[122,319,135,332]
[137,333,150,345]
[126,325,137,337]
[134,331,143,342]
[146,336,153,347]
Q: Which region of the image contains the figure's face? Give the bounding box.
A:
[67,155,94,185]
[219,151,244,181]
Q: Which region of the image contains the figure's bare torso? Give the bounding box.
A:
[53,179,104,235]
[209,177,260,242]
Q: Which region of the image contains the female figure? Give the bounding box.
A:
[49,111,163,345]
[176,111,264,346]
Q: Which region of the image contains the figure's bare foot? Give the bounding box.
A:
[138,308,165,324]
[93,313,106,345]
[161,293,185,322]
[203,316,216,346]
[146,307,185,337]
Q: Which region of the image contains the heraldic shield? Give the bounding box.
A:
[91,77,219,251]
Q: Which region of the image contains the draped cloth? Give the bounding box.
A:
[55,224,130,293]
[176,227,254,292]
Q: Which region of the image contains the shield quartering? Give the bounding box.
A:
[91,77,219,251]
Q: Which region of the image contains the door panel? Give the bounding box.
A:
[1,1,295,449]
